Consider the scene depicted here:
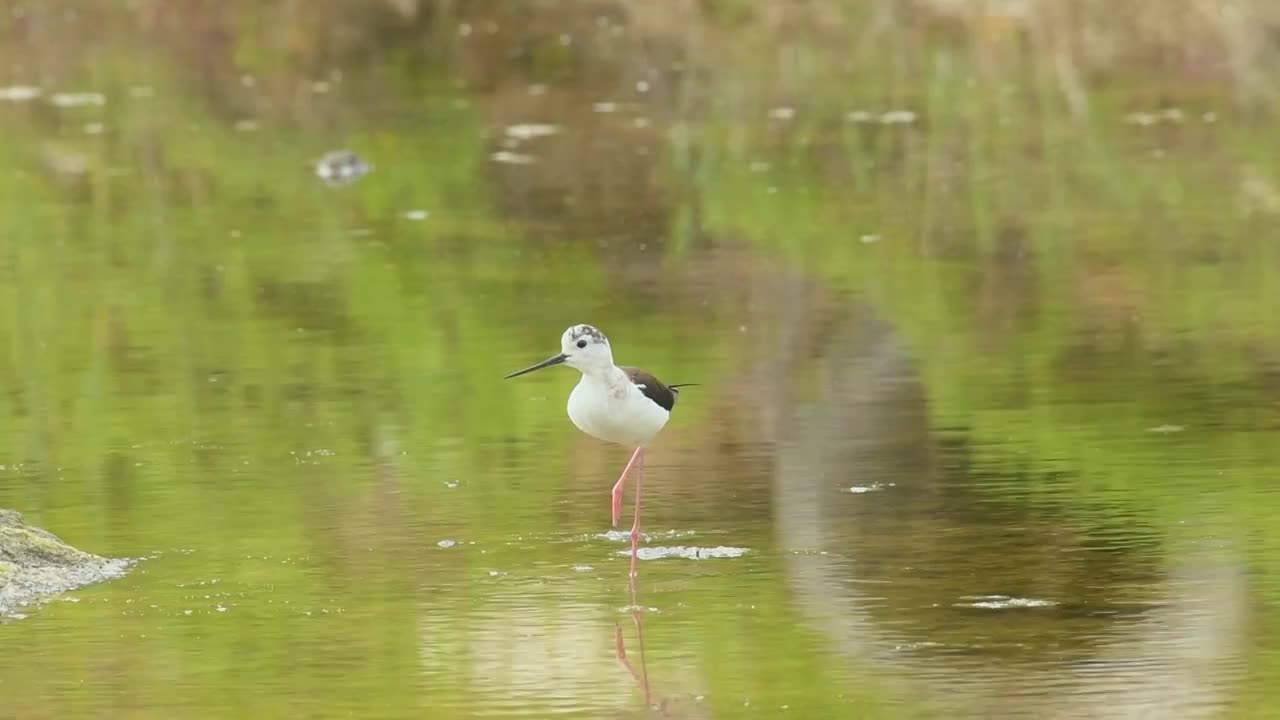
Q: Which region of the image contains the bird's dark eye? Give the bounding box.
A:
[576,339,587,349]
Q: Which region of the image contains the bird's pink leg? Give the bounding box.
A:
[611,447,644,527]
[629,448,645,578]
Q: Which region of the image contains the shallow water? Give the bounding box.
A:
[3,3,1280,718]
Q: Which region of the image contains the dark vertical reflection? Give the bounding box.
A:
[767,301,1247,718]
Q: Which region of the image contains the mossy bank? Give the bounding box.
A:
[0,510,131,619]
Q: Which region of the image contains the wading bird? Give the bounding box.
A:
[504,324,693,576]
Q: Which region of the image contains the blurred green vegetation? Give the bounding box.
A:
[2,0,1280,718]
[685,5,1280,713]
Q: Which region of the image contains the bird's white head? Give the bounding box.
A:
[503,324,616,380]
[558,324,614,373]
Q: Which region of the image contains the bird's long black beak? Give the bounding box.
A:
[503,353,567,379]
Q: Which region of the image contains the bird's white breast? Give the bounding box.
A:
[567,373,670,447]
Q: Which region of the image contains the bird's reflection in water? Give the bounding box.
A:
[614,577,671,716]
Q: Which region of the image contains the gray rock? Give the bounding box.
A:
[0,509,132,619]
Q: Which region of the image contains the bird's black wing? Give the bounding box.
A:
[621,367,678,412]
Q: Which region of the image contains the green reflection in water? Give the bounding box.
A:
[693,16,1280,715]
[4,1,1280,718]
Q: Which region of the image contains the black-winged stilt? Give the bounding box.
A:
[504,324,693,576]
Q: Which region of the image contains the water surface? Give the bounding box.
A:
[2,3,1279,718]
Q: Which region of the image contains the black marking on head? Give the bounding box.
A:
[622,367,680,412]
[568,324,608,346]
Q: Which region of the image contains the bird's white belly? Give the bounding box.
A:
[567,380,669,447]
